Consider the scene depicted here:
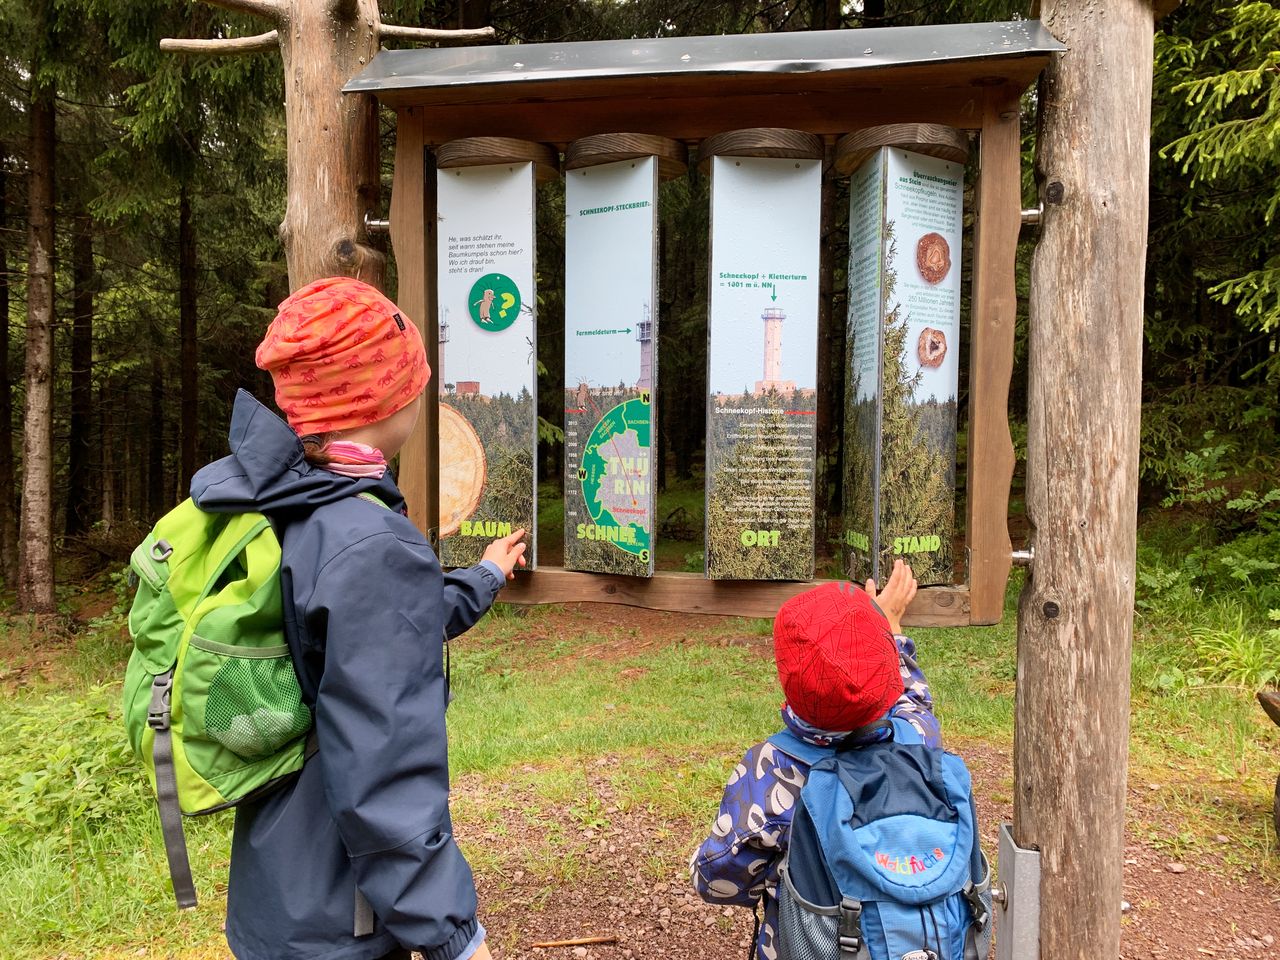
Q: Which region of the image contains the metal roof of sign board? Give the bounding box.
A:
[346,21,1062,141]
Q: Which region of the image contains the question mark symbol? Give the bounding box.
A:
[499,292,515,318]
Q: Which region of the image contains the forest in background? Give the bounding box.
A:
[1,1,1277,636]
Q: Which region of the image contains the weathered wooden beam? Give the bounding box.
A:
[1014,2,1152,958]
[408,88,994,142]
[390,107,434,536]
[499,568,970,625]
[965,86,1021,625]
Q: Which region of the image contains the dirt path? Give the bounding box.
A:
[9,598,1278,959]
[460,743,1280,960]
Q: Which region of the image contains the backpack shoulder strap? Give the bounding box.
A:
[889,716,924,745]
[767,729,836,767]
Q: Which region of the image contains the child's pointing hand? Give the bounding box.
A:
[482,528,528,581]
[863,559,918,635]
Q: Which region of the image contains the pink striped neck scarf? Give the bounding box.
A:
[321,440,387,479]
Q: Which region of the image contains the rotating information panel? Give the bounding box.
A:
[844,147,963,586]
[705,156,821,581]
[563,157,658,576]
[436,162,538,568]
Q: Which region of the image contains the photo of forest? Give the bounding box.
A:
[438,388,536,568]
[844,231,956,586]
[843,386,878,579]
[705,391,816,580]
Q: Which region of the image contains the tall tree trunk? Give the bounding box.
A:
[1013,2,1153,957]
[179,182,198,487]
[276,0,384,290]
[18,88,57,612]
[457,0,491,30]
[0,154,16,588]
[656,382,668,494]
[99,373,114,530]
[148,329,165,518]
[811,0,841,31]
[67,208,94,536]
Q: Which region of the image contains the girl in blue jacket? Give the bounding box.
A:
[192,277,525,960]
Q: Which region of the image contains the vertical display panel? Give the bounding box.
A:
[705,156,821,581]
[843,151,886,584]
[436,162,537,568]
[844,148,963,586]
[563,158,658,576]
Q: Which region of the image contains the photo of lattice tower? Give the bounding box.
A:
[636,302,653,391]
[753,306,796,396]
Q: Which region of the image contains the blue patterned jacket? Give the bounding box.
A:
[689,634,939,960]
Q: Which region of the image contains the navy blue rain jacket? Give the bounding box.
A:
[191,390,503,960]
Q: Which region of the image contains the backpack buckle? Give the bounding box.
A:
[962,879,990,927]
[148,671,174,731]
[150,539,174,563]
[837,897,864,955]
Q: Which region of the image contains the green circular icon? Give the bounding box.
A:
[467,273,521,332]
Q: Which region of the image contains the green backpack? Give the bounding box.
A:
[123,493,387,911]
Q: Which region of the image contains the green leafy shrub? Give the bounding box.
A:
[1136,424,1280,619]
[0,689,145,841]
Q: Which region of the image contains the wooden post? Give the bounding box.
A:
[275,0,385,289]
[1013,3,1154,958]
[966,88,1021,624]
[389,107,436,536]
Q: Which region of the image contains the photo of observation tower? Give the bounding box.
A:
[636,302,653,391]
[753,306,797,396]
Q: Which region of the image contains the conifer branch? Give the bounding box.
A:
[200,0,282,22]
[160,31,280,55]
[379,23,496,45]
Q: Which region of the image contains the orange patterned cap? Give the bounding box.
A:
[256,277,430,436]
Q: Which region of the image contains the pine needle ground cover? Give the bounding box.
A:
[0,575,1277,958]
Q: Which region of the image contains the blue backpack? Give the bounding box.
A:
[768,720,992,960]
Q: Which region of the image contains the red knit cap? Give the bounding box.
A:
[255,277,430,436]
[774,581,903,730]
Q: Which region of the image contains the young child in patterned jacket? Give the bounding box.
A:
[689,560,937,960]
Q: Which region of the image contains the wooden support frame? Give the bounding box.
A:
[390,107,437,540]
[966,86,1022,624]
[376,33,1038,626]
[502,569,969,624]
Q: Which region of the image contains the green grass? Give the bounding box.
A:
[449,642,778,775]
[1,564,1277,958]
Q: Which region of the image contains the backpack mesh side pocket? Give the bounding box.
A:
[776,860,843,960]
[204,651,311,758]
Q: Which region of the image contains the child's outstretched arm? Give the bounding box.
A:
[864,560,940,747]
[440,529,527,639]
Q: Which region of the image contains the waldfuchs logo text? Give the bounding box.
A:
[874,847,946,875]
